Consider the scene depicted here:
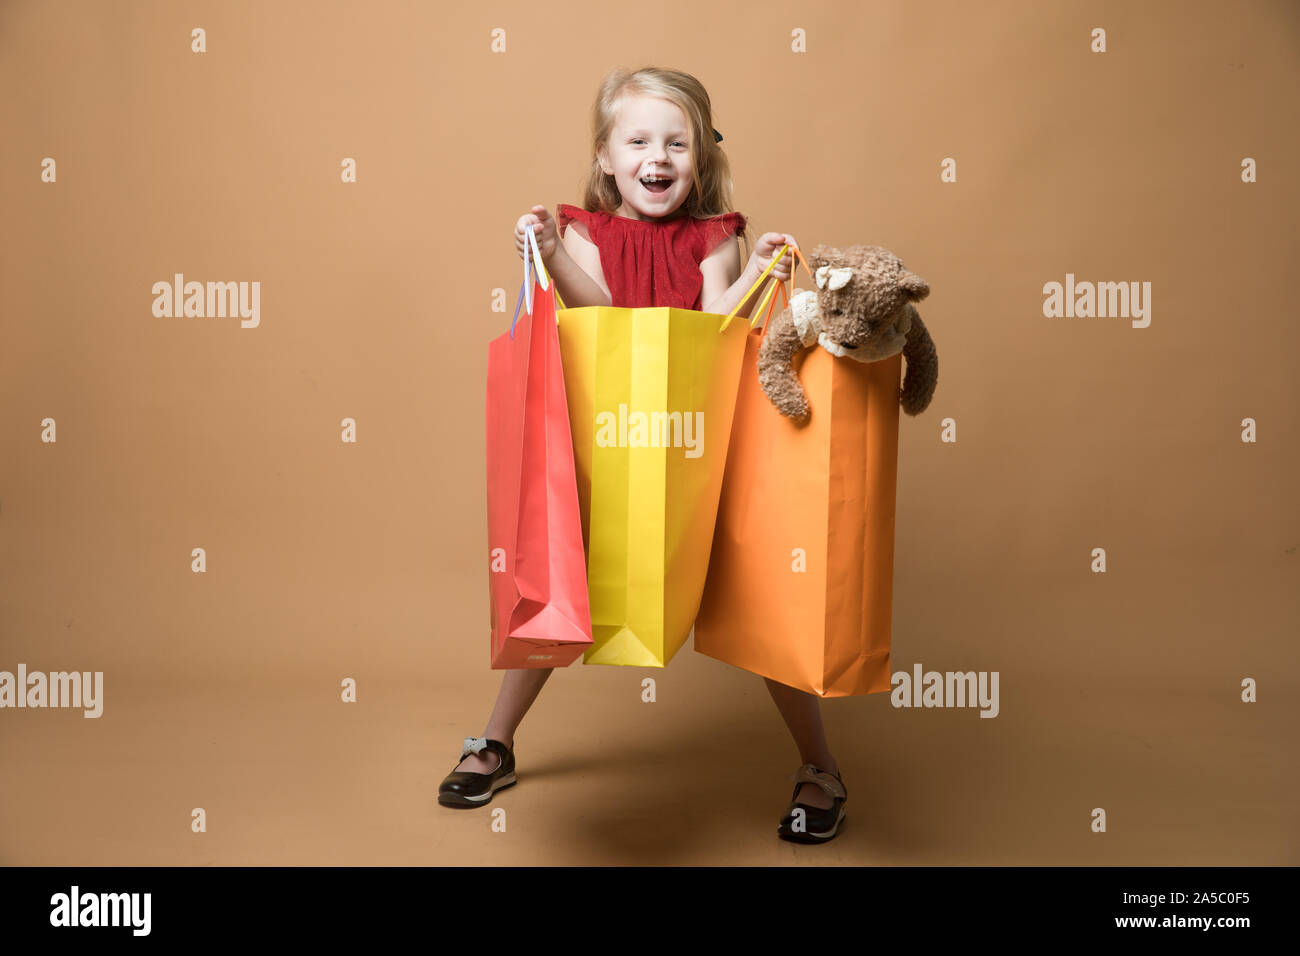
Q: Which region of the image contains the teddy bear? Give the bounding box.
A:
[756,243,937,424]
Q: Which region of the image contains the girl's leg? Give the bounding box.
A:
[763,676,840,809]
[453,667,554,773]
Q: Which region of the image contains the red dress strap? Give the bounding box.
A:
[694,211,748,260]
[557,204,602,241]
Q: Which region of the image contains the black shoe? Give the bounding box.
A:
[437,736,517,808]
[777,763,847,843]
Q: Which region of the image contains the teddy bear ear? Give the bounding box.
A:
[815,265,853,290]
[898,270,930,301]
[809,244,836,267]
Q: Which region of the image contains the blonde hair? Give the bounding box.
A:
[577,66,749,255]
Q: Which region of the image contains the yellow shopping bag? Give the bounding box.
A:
[555,253,793,666]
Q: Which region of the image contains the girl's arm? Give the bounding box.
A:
[701,237,765,318]
[703,231,799,317]
[546,225,612,308]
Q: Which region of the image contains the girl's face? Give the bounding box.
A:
[597,95,695,221]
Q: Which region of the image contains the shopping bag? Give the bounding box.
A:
[554,255,787,667]
[484,226,593,668]
[694,246,902,696]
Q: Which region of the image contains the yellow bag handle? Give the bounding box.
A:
[754,275,789,334]
[718,242,818,333]
[758,243,817,337]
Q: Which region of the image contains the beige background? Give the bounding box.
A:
[1,0,1296,865]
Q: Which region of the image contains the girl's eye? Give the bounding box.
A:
[631,139,688,148]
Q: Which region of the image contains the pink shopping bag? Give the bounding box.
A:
[484,227,593,667]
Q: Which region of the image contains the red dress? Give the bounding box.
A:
[556,204,748,310]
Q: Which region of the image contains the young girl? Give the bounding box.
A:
[439,67,848,844]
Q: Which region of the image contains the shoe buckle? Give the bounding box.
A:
[791,763,846,800]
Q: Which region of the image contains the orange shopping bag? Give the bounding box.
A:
[694,248,901,697]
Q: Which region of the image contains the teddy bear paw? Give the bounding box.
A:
[778,397,811,425]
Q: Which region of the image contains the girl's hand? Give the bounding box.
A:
[515,205,559,262]
[750,232,799,283]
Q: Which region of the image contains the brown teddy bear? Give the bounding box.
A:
[756,244,938,423]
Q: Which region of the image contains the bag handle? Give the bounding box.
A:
[754,277,789,334]
[509,225,567,339]
[717,242,817,334]
[756,243,817,337]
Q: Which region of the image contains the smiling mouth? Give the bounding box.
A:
[640,176,673,194]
